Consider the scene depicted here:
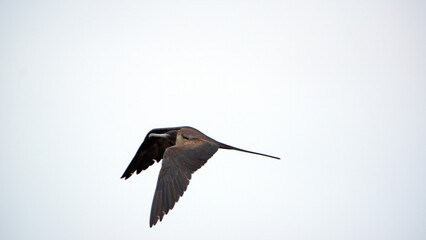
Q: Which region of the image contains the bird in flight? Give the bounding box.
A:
[121,126,280,227]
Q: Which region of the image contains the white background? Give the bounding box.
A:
[1,0,425,239]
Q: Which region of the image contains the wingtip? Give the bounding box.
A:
[121,172,134,180]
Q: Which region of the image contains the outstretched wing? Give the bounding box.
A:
[121,127,180,179]
[150,139,219,227]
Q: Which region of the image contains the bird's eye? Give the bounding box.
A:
[182,135,190,140]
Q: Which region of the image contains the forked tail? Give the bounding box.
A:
[218,142,280,160]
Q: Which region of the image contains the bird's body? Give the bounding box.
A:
[121,126,280,227]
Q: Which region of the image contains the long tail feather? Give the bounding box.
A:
[218,142,280,160]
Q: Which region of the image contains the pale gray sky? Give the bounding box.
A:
[1,0,425,239]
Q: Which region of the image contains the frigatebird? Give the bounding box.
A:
[121,126,280,227]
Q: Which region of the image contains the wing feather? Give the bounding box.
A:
[149,139,218,227]
[121,127,180,179]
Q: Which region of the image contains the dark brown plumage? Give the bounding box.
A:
[121,126,280,227]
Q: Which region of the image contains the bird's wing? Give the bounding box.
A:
[121,128,179,179]
[149,139,218,227]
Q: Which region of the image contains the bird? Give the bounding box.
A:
[121,126,280,227]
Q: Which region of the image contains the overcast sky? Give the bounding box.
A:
[1,0,425,239]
